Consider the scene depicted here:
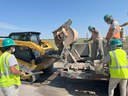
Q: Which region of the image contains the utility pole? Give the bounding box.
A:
[86,32,88,40]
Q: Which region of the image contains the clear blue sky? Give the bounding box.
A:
[0,0,128,39]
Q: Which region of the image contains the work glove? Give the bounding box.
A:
[94,60,103,74]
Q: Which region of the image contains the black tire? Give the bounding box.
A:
[43,64,53,73]
[28,74,40,83]
[21,74,40,83]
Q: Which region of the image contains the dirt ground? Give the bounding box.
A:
[0,61,109,96]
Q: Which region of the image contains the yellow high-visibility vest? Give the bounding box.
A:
[109,48,128,78]
[0,52,21,87]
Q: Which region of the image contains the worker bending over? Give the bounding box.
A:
[88,26,104,60]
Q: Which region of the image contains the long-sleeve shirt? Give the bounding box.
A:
[102,54,111,64]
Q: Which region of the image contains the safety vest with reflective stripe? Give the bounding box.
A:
[106,23,120,40]
[0,52,21,87]
[109,49,128,78]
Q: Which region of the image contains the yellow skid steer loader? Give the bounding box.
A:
[0,32,59,82]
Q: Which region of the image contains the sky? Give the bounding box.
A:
[0,0,128,39]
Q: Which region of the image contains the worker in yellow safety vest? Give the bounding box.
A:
[0,38,25,96]
[102,39,128,96]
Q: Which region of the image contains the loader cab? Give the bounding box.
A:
[9,32,42,63]
[9,32,41,45]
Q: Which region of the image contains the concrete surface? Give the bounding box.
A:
[0,61,109,96]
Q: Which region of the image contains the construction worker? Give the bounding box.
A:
[88,26,104,60]
[0,38,25,96]
[102,39,128,96]
[104,15,121,41]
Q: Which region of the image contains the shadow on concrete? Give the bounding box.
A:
[33,68,109,96]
